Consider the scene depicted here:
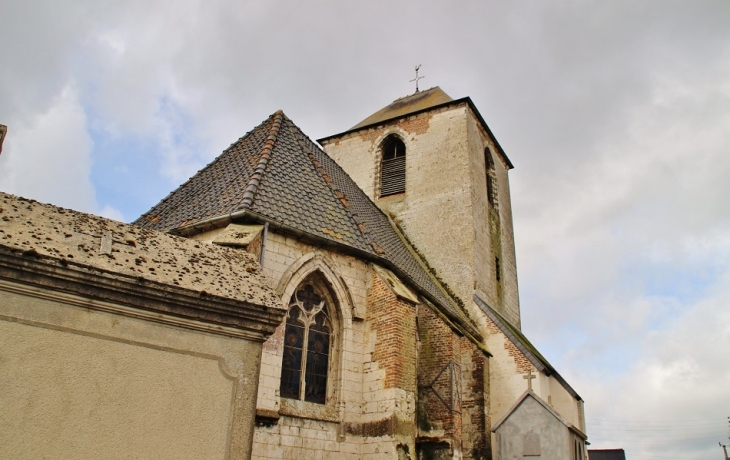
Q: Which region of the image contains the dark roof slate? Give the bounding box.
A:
[474,294,582,401]
[135,111,479,338]
[587,449,626,460]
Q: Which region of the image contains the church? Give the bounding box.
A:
[0,87,587,459]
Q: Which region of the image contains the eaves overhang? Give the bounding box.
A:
[0,246,285,342]
[168,210,484,343]
[474,294,582,401]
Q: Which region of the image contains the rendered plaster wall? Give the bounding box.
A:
[0,282,262,460]
[494,397,571,460]
[485,316,539,426]
[484,316,583,437]
[549,376,582,430]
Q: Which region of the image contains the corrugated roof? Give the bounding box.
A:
[134,111,480,339]
[351,87,452,130]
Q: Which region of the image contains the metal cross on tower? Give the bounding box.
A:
[410,65,425,93]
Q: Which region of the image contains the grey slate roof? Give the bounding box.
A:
[474,294,582,401]
[135,111,480,338]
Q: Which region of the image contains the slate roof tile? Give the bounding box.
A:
[135,111,479,337]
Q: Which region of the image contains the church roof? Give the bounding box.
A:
[474,294,582,401]
[134,111,481,339]
[587,449,627,460]
[317,88,514,170]
[491,390,587,440]
[350,86,453,130]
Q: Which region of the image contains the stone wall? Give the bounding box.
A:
[416,302,492,459]
[0,283,263,460]
[212,230,420,459]
[494,396,573,460]
[323,102,521,329]
[0,192,285,460]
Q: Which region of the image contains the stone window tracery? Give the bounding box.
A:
[280,283,332,404]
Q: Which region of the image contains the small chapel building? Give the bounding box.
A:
[133,86,588,459]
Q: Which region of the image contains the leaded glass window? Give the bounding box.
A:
[280,283,331,404]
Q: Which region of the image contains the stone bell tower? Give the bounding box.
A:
[318,87,521,328]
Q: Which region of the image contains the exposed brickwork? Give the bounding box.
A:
[458,336,491,459]
[399,115,431,135]
[485,316,531,374]
[417,304,462,447]
[368,273,417,392]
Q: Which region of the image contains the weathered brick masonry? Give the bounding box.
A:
[368,273,417,392]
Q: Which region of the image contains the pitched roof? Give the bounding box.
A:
[134,111,481,339]
[587,449,627,460]
[492,390,587,440]
[317,88,514,170]
[350,86,453,130]
[474,294,582,401]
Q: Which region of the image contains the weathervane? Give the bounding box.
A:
[410,65,425,93]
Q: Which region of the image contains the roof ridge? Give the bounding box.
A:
[236,110,285,211]
[133,114,278,226]
[391,86,441,103]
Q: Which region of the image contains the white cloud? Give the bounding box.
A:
[98,204,125,223]
[1,1,729,456]
[0,86,96,213]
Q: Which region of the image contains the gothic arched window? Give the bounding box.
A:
[380,134,406,197]
[280,283,332,404]
[484,147,496,207]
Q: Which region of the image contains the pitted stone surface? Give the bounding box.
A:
[0,192,281,309]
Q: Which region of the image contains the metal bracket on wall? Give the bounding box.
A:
[421,361,462,413]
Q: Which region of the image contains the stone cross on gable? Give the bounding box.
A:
[523,368,537,391]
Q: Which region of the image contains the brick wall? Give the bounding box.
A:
[367,273,417,392]
[417,303,462,455]
[459,336,491,460]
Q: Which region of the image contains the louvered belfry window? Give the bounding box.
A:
[280,283,331,404]
[485,147,496,207]
[380,135,406,197]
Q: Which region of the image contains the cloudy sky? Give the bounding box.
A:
[2,1,729,457]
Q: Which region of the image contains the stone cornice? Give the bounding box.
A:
[0,246,285,342]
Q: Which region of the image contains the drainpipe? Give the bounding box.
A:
[259,222,269,268]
